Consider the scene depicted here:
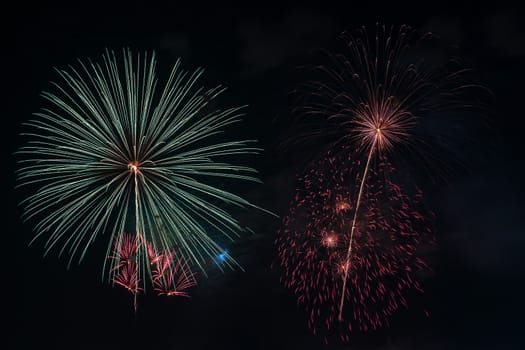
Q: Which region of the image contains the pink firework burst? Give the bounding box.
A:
[149,244,197,298]
[275,150,435,343]
[109,233,197,307]
[109,232,140,268]
[113,263,143,295]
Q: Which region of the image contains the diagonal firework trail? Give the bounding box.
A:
[338,131,378,320]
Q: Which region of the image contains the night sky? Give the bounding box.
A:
[7,1,525,349]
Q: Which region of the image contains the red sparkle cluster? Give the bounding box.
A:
[110,233,197,298]
[275,151,435,343]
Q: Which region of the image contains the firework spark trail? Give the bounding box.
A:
[338,134,377,320]
[131,161,140,313]
[16,49,274,294]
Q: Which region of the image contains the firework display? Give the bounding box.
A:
[275,24,483,342]
[16,49,268,301]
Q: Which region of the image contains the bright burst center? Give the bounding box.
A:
[321,233,338,248]
[338,260,350,275]
[352,103,414,153]
[335,195,351,213]
[128,161,140,174]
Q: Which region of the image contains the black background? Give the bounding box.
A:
[6,1,525,349]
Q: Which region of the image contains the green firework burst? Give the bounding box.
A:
[16,49,272,286]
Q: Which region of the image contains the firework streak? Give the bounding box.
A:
[275,151,435,342]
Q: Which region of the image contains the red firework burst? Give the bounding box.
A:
[275,151,435,343]
[110,233,140,269]
[110,233,197,303]
[149,244,197,297]
[113,263,143,295]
